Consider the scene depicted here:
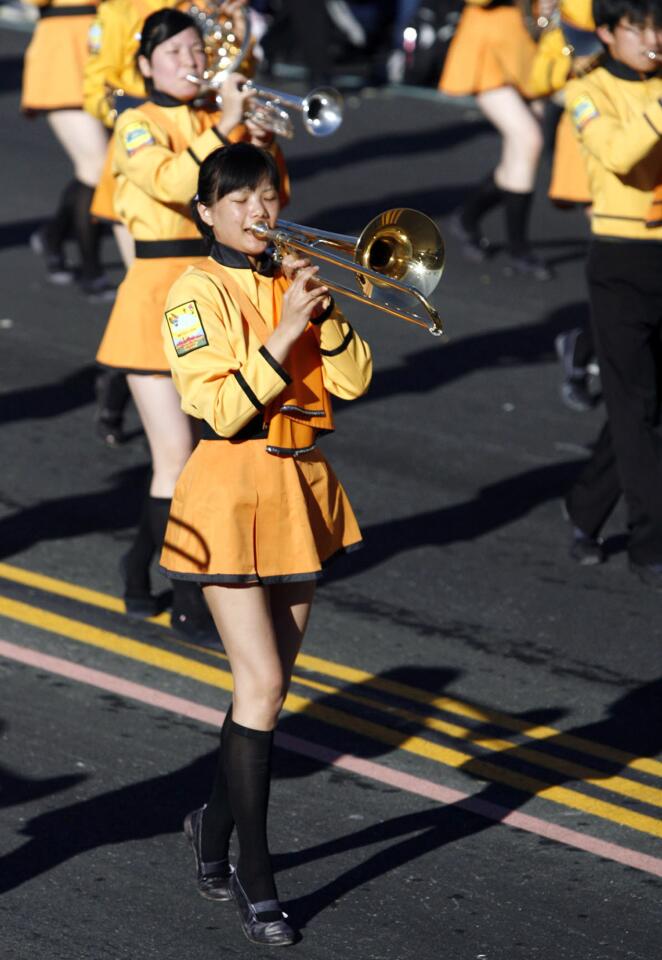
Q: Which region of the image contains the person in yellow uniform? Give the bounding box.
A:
[95,8,278,638]
[562,0,662,581]
[159,142,372,946]
[21,0,114,296]
[439,0,551,278]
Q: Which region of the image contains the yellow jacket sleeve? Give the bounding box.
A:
[567,82,662,175]
[83,4,136,126]
[163,272,292,436]
[114,111,225,204]
[313,303,373,400]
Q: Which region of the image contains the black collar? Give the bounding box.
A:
[211,240,276,276]
[149,89,189,108]
[603,55,660,82]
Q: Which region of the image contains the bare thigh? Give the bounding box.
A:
[204,581,316,731]
[47,110,108,186]
[476,87,543,192]
[127,374,195,497]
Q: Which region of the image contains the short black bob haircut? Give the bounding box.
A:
[193,143,281,245]
[137,9,202,63]
[593,0,662,29]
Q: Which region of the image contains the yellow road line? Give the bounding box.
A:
[1,560,661,780]
[0,594,660,839]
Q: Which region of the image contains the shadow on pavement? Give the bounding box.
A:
[0,217,43,250]
[277,674,661,927]
[0,55,24,95]
[0,365,97,424]
[327,458,584,582]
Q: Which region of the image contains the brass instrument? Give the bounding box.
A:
[251,209,445,337]
[187,73,343,138]
[187,1,253,83]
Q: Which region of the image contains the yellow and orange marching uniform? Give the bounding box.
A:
[439,0,537,98]
[565,60,662,241]
[21,0,100,113]
[96,96,246,372]
[159,245,373,583]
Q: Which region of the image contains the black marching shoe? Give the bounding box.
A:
[503,250,553,281]
[183,807,234,901]
[449,213,492,263]
[569,529,605,566]
[119,553,159,619]
[230,872,298,947]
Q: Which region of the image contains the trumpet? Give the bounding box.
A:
[251,208,445,336]
[187,74,343,138]
[646,49,662,61]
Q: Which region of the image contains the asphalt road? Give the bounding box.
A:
[1,22,661,960]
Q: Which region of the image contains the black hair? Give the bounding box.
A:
[593,0,662,29]
[137,9,202,63]
[192,143,281,247]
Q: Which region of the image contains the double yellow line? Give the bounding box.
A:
[0,560,660,839]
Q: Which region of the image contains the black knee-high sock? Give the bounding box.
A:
[123,487,157,595]
[502,189,534,255]
[72,180,103,280]
[224,720,280,920]
[201,705,235,861]
[96,369,130,421]
[460,173,503,231]
[45,179,78,251]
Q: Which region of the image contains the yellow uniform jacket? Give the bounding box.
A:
[162,246,373,442]
[83,0,180,125]
[112,96,242,239]
[566,59,662,241]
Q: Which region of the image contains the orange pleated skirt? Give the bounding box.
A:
[22,15,94,112]
[160,439,362,583]
[548,110,591,205]
[96,255,204,373]
[439,6,537,97]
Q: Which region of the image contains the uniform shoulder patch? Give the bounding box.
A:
[165,300,209,357]
[570,94,600,133]
[121,120,156,157]
[87,20,102,56]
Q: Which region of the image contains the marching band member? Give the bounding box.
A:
[439,0,552,279]
[159,141,372,946]
[95,8,282,638]
[21,0,114,297]
[562,0,662,579]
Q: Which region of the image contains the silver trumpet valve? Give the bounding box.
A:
[186,74,343,138]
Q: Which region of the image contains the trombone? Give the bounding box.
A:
[251,208,445,336]
[187,75,344,138]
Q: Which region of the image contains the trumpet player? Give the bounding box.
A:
[95,8,288,637]
[562,0,662,583]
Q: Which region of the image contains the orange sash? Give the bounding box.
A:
[202,260,334,455]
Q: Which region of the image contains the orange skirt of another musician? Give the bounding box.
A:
[439,6,537,97]
[22,15,95,112]
[160,439,362,584]
[96,255,204,373]
[549,111,591,205]
[91,139,120,223]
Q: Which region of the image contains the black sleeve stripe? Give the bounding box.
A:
[212,127,231,147]
[310,296,335,325]
[644,112,661,136]
[187,146,201,165]
[234,370,264,411]
[320,326,354,357]
[259,345,291,384]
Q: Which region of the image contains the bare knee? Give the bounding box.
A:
[234,676,287,730]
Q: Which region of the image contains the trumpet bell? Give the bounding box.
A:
[355,208,445,299]
[302,87,344,137]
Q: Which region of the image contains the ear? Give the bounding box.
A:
[137,54,152,79]
[595,24,614,47]
[197,201,213,225]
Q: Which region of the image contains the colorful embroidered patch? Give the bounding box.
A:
[570,94,599,133]
[87,21,102,56]
[165,300,209,356]
[121,121,155,157]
